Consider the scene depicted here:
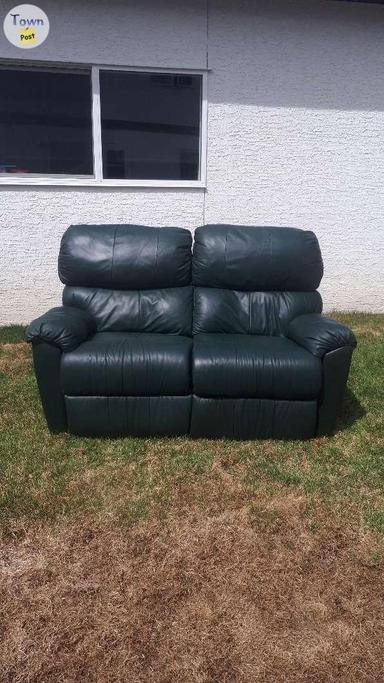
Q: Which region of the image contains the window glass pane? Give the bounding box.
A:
[0,69,93,175]
[100,71,201,180]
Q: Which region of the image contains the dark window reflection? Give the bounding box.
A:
[0,69,93,175]
[100,71,201,180]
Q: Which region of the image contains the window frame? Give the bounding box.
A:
[0,62,208,188]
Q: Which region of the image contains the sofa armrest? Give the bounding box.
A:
[286,314,357,358]
[26,306,96,352]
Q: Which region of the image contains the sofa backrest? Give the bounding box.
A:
[192,225,323,335]
[60,224,193,335]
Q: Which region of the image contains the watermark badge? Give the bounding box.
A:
[3,4,49,49]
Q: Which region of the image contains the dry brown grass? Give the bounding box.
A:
[1,501,384,683]
[0,343,29,374]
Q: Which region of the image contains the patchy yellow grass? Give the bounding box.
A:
[0,342,29,374]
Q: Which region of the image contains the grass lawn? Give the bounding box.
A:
[0,313,383,682]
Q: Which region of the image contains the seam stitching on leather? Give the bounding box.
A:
[110,225,118,286]
[224,225,228,274]
[155,229,160,285]
[248,292,251,334]
[271,398,276,435]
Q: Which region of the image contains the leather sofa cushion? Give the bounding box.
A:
[63,286,192,335]
[61,332,192,396]
[193,334,322,399]
[193,288,322,335]
[59,224,192,289]
[193,225,323,291]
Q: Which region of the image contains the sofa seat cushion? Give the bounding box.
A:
[61,332,192,396]
[193,334,322,399]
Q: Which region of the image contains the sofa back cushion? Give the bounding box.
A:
[60,224,193,335]
[193,289,322,335]
[63,285,192,335]
[192,225,323,335]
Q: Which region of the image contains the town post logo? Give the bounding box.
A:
[3,4,49,48]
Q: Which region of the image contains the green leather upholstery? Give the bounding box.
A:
[59,224,192,289]
[61,332,192,396]
[192,224,323,291]
[191,397,317,440]
[193,334,322,399]
[63,286,192,335]
[26,306,95,351]
[317,346,355,436]
[32,342,67,433]
[65,396,191,437]
[286,314,357,357]
[193,289,322,335]
[27,223,356,439]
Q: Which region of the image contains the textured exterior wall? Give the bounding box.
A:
[1,0,384,323]
[0,0,207,68]
[1,189,203,323]
[206,0,384,312]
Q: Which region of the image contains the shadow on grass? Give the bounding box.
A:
[336,388,366,432]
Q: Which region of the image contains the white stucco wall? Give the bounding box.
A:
[206,0,384,312]
[1,0,384,323]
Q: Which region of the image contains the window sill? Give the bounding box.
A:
[0,176,206,189]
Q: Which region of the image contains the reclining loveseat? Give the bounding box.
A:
[27,224,356,439]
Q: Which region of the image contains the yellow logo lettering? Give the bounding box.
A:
[19,26,36,43]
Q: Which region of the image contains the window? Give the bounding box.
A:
[0,65,206,186]
[100,71,201,181]
[0,68,93,176]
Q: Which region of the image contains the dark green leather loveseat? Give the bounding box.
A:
[27,224,356,439]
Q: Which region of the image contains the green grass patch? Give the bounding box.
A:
[364,508,384,533]
[0,324,26,343]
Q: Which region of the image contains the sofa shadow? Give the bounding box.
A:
[334,388,366,433]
